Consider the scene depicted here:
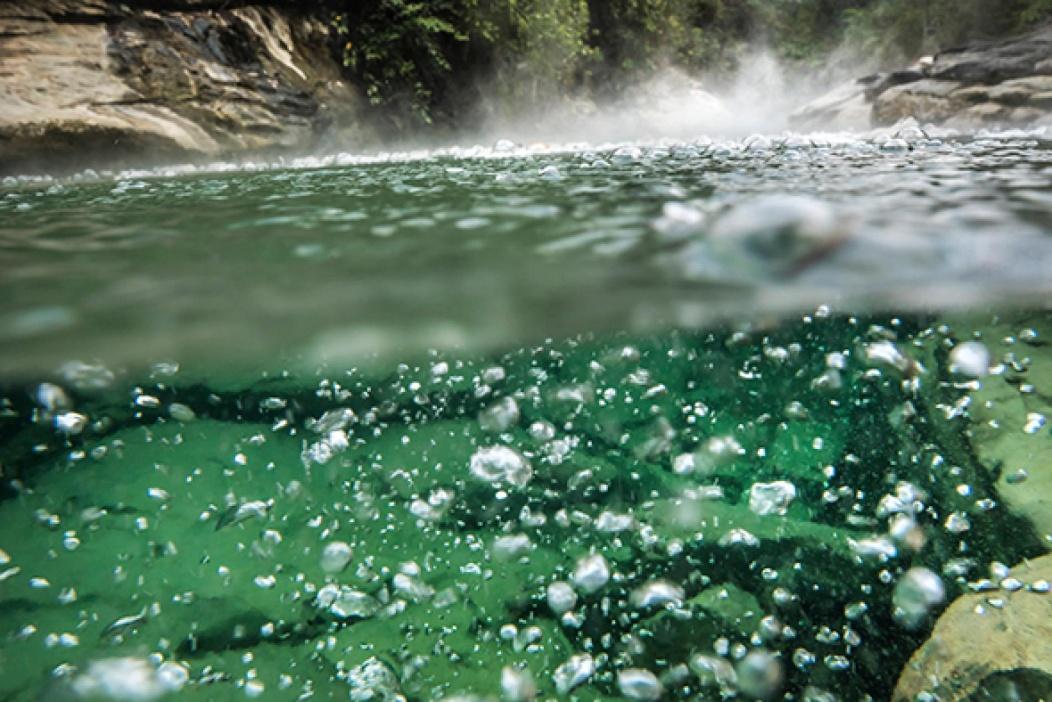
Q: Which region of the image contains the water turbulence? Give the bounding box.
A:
[1,125,1052,702]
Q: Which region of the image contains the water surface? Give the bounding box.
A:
[1,127,1051,702]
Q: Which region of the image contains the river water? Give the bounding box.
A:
[1,126,1051,701]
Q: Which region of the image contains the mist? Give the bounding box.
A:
[468,47,882,148]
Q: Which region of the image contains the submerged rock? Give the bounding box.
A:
[894,554,1052,702]
[955,313,1052,545]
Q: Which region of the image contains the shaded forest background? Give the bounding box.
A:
[322,0,1052,134]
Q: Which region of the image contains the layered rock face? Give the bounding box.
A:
[0,1,367,174]
[792,24,1052,130]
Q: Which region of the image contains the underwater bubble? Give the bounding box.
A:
[823,655,851,671]
[1024,412,1046,434]
[719,528,760,548]
[155,662,188,692]
[501,666,536,702]
[690,654,737,689]
[70,657,169,701]
[479,397,520,432]
[949,341,991,377]
[392,572,434,601]
[259,397,287,411]
[706,194,844,276]
[736,650,783,700]
[316,585,379,620]
[653,201,705,240]
[1001,577,1023,592]
[539,165,562,180]
[944,512,970,534]
[893,567,946,629]
[553,653,594,695]
[167,403,195,422]
[469,446,533,488]
[58,361,116,390]
[573,554,610,594]
[547,581,578,614]
[864,341,913,374]
[748,481,797,517]
[848,537,897,561]
[672,452,697,475]
[310,408,355,434]
[617,669,663,701]
[320,541,353,573]
[134,394,160,409]
[346,658,401,702]
[630,580,685,609]
[594,511,635,533]
[54,411,88,435]
[528,420,556,442]
[36,383,70,411]
[792,649,816,670]
[493,534,533,561]
[688,436,746,475]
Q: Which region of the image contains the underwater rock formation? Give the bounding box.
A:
[893,553,1052,702]
[0,318,1048,700]
[965,316,1052,547]
[0,1,367,175]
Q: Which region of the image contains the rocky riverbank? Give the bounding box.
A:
[792,24,1052,130]
[0,1,369,175]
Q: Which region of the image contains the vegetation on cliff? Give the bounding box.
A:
[325,0,1052,134]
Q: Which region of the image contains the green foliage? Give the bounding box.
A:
[842,0,1052,63]
[327,0,1052,133]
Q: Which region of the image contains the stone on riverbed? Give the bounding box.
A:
[893,554,1052,702]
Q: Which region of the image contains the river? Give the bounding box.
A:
[0,125,1050,701]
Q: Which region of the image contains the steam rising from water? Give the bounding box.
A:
[475,53,837,146]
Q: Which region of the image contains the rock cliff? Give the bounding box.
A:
[792,24,1052,130]
[0,1,368,175]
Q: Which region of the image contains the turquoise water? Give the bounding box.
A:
[1,130,1052,701]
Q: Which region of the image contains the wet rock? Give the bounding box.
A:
[0,1,368,175]
[794,24,1052,129]
[893,554,1052,702]
[872,80,964,124]
[644,583,762,662]
[955,313,1052,546]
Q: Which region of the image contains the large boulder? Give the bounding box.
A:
[792,24,1052,130]
[955,312,1052,548]
[893,554,1052,702]
[0,1,368,175]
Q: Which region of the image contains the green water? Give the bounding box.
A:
[1,132,1052,701]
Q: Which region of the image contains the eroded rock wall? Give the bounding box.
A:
[791,24,1052,131]
[0,1,367,174]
